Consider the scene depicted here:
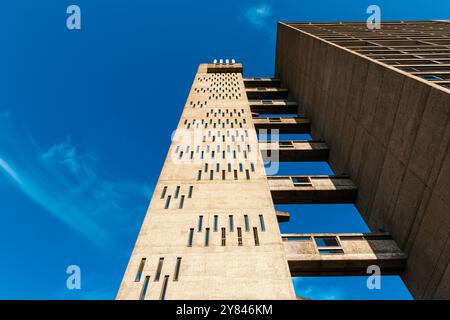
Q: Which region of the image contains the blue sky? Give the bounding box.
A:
[0,0,448,299]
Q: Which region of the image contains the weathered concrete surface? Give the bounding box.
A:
[275,22,450,299]
[268,175,357,204]
[283,233,406,276]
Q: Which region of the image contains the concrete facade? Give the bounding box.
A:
[117,63,296,300]
[275,21,450,299]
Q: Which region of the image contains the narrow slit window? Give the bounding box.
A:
[222,170,226,180]
[214,215,218,232]
[160,275,169,300]
[197,170,202,180]
[237,227,242,246]
[188,186,193,198]
[161,186,167,199]
[239,163,243,172]
[234,170,238,180]
[135,258,146,282]
[173,257,181,281]
[139,276,150,300]
[245,169,250,180]
[179,195,185,209]
[205,228,210,246]
[188,228,194,247]
[253,227,259,246]
[259,215,265,231]
[209,170,214,180]
[154,257,164,282]
[164,196,171,209]
[229,215,234,231]
[244,215,249,231]
[250,163,255,172]
[198,215,203,232]
[174,186,180,198]
[221,227,226,246]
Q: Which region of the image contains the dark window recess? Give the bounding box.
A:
[188,228,194,247]
[221,228,226,246]
[197,170,202,180]
[154,258,164,282]
[135,258,146,282]
[179,195,185,209]
[259,215,265,232]
[253,227,259,246]
[205,228,210,246]
[245,169,250,180]
[139,276,150,300]
[198,216,203,232]
[161,186,167,199]
[164,196,171,209]
[174,258,181,281]
[292,176,312,187]
[237,227,243,246]
[244,215,249,231]
[160,275,169,300]
[229,215,234,231]
[188,186,193,198]
[214,215,218,232]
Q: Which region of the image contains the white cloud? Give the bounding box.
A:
[244,4,273,29]
[293,277,345,300]
[0,115,151,248]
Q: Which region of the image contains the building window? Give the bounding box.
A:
[210,170,214,180]
[197,170,202,180]
[222,170,226,180]
[160,275,169,300]
[244,215,249,231]
[173,257,181,281]
[221,228,226,246]
[253,227,259,246]
[229,215,234,231]
[179,195,185,209]
[214,215,218,232]
[139,276,150,300]
[245,169,250,180]
[155,258,164,282]
[237,227,242,246]
[198,216,203,232]
[259,215,265,232]
[188,228,194,247]
[188,186,193,198]
[315,236,340,247]
[205,228,210,246]
[250,163,255,172]
[161,186,167,199]
[205,163,208,172]
[234,170,238,180]
[164,196,171,209]
[135,258,146,282]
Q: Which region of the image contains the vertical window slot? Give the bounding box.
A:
[205,228,210,246]
[188,228,194,247]
[253,227,259,246]
[221,228,226,246]
[164,196,171,209]
[188,186,193,198]
[229,215,234,231]
[259,215,265,231]
[161,186,167,199]
[179,195,185,209]
[160,275,169,300]
[139,276,150,300]
[244,215,249,231]
[174,257,181,281]
[135,258,146,282]
[198,216,203,232]
[154,258,164,282]
[237,228,242,246]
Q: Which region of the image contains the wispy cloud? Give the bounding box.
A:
[244,3,273,29]
[0,112,151,248]
[293,278,345,300]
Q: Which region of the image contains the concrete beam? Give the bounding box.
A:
[276,210,290,222]
[253,117,311,133]
[268,175,357,204]
[246,88,289,100]
[259,140,329,161]
[282,233,406,276]
[244,78,281,88]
